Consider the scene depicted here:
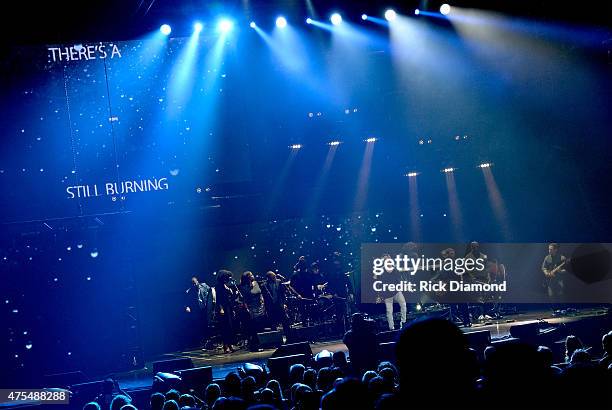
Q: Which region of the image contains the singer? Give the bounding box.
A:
[185,275,216,347]
[215,270,238,353]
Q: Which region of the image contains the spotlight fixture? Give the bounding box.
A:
[478,163,492,168]
[290,144,302,149]
[384,9,397,21]
[440,4,451,15]
[330,13,342,26]
[442,167,455,173]
[414,9,420,15]
[249,21,256,28]
[361,14,368,20]
[328,141,341,146]
[217,19,234,33]
[160,24,172,36]
[306,18,313,24]
[365,137,377,143]
[276,16,287,28]
[193,22,203,33]
[406,172,419,177]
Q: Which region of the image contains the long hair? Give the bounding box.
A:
[216,270,233,286]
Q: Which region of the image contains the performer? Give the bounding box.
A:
[377,254,407,331]
[215,270,237,353]
[541,243,567,301]
[324,252,355,334]
[290,256,317,325]
[185,275,216,347]
[239,271,266,351]
[465,241,489,283]
[262,271,291,335]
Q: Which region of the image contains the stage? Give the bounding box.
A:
[115,307,609,391]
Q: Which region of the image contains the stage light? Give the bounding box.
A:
[306,18,313,24]
[276,16,287,28]
[406,172,418,177]
[290,144,302,149]
[330,13,343,26]
[160,24,172,36]
[415,9,420,15]
[328,141,341,146]
[361,14,368,20]
[442,167,455,173]
[478,162,492,168]
[193,22,203,33]
[249,21,256,28]
[217,19,234,33]
[384,9,397,21]
[365,137,377,143]
[440,4,451,15]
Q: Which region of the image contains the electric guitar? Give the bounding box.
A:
[543,258,569,288]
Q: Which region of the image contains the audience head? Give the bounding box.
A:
[565,335,583,361]
[179,393,196,408]
[303,368,317,390]
[537,345,554,368]
[162,399,179,410]
[165,389,180,403]
[265,379,283,400]
[205,383,221,405]
[110,395,131,410]
[83,402,101,410]
[289,363,306,385]
[332,351,348,369]
[224,372,242,398]
[240,376,257,401]
[570,348,591,365]
[119,406,136,410]
[602,331,612,355]
[150,392,165,410]
[362,370,378,385]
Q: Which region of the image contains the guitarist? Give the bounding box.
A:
[541,243,567,300]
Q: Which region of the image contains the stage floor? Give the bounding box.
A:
[116,307,609,391]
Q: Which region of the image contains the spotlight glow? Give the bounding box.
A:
[193,22,203,33]
[440,4,451,15]
[361,14,368,20]
[276,16,287,28]
[160,24,172,36]
[217,19,233,33]
[384,9,397,21]
[365,137,377,143]
[306,18,313,24]
[330,13,342,26]
[249,21,256,28]
[328,141,341,146]
[415,9,420,15]
[406,172,419,177]
[290,144,302,149]
[478,163,493,168]
[442,167,455,173]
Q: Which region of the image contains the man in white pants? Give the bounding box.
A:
[381,255,407,330]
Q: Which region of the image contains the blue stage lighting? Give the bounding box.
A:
[160,24,172,36]
[276,16,287,28]
[217,19,234,33]
[194,22,203,33]
[249,21,256,28]
[330,13,342,26]
[440,4,451,15]
[306,18,313,24]
[384,9,397,21]
[415,9,420,15]
[361,14,368,20]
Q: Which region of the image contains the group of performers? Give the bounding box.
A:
[185,253,355,353]
[186,242,568,353]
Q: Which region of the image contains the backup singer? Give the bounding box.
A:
[239,271,266,351]
[215,270,237,353]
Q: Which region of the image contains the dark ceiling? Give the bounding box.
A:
[1,0,610,46]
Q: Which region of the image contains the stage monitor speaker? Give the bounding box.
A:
[176,366,213,391]
[267,353,311,384]
[152,357,193,374]
[509,322,542,341]
[377,342,397,363]
[43,371,86,388]
[491,337,520,347]
[465,330,492,349]
[69,380,108,405]
[271,341,313,359]
[256,330,284,349]
[287,325,319,343]
[377,330,400,344]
